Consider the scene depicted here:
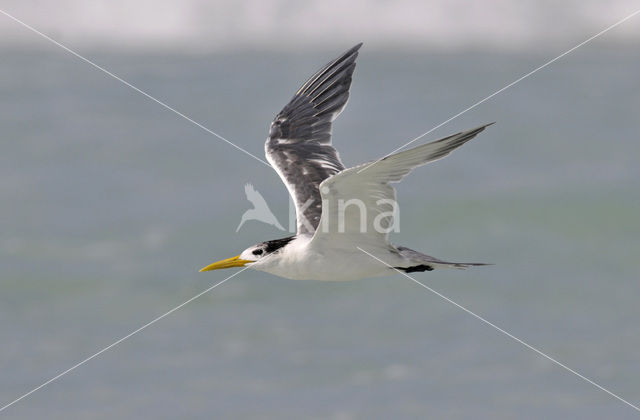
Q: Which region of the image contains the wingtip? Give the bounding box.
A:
[469,122,496,134]
[344,43,363,56]
[480,121,496,129]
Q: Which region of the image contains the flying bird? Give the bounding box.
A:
[201,43,491,280]
[236,183,286,232]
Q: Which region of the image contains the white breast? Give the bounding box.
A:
[251,235,405,281]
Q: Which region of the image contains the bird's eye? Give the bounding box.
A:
[252,249,263,256]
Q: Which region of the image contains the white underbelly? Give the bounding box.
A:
[255,241,404,281]
[261,258,387,280]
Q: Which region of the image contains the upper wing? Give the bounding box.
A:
[310,124,493,248]
[265,43,362,235]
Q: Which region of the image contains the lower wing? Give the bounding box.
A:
[309,124,493,248]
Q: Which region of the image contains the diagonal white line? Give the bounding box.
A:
[0,267,249,413]
[357,8,640,174]
[0,9,271,168]
[357,247,640,413]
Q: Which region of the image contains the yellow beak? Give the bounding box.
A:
[199,255,252,272]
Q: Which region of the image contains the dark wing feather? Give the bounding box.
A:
[265,43,362,235]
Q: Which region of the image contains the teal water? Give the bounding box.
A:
[1,47,639,419]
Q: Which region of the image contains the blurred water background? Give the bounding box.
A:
[1,2,640,419]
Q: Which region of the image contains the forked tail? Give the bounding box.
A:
[395,246,491,271]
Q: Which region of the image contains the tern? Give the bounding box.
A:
[201,43,492,280]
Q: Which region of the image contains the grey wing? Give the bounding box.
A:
[311,124,493,246]
[265,43,362,235]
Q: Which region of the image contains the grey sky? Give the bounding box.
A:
[1,0,638,51]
